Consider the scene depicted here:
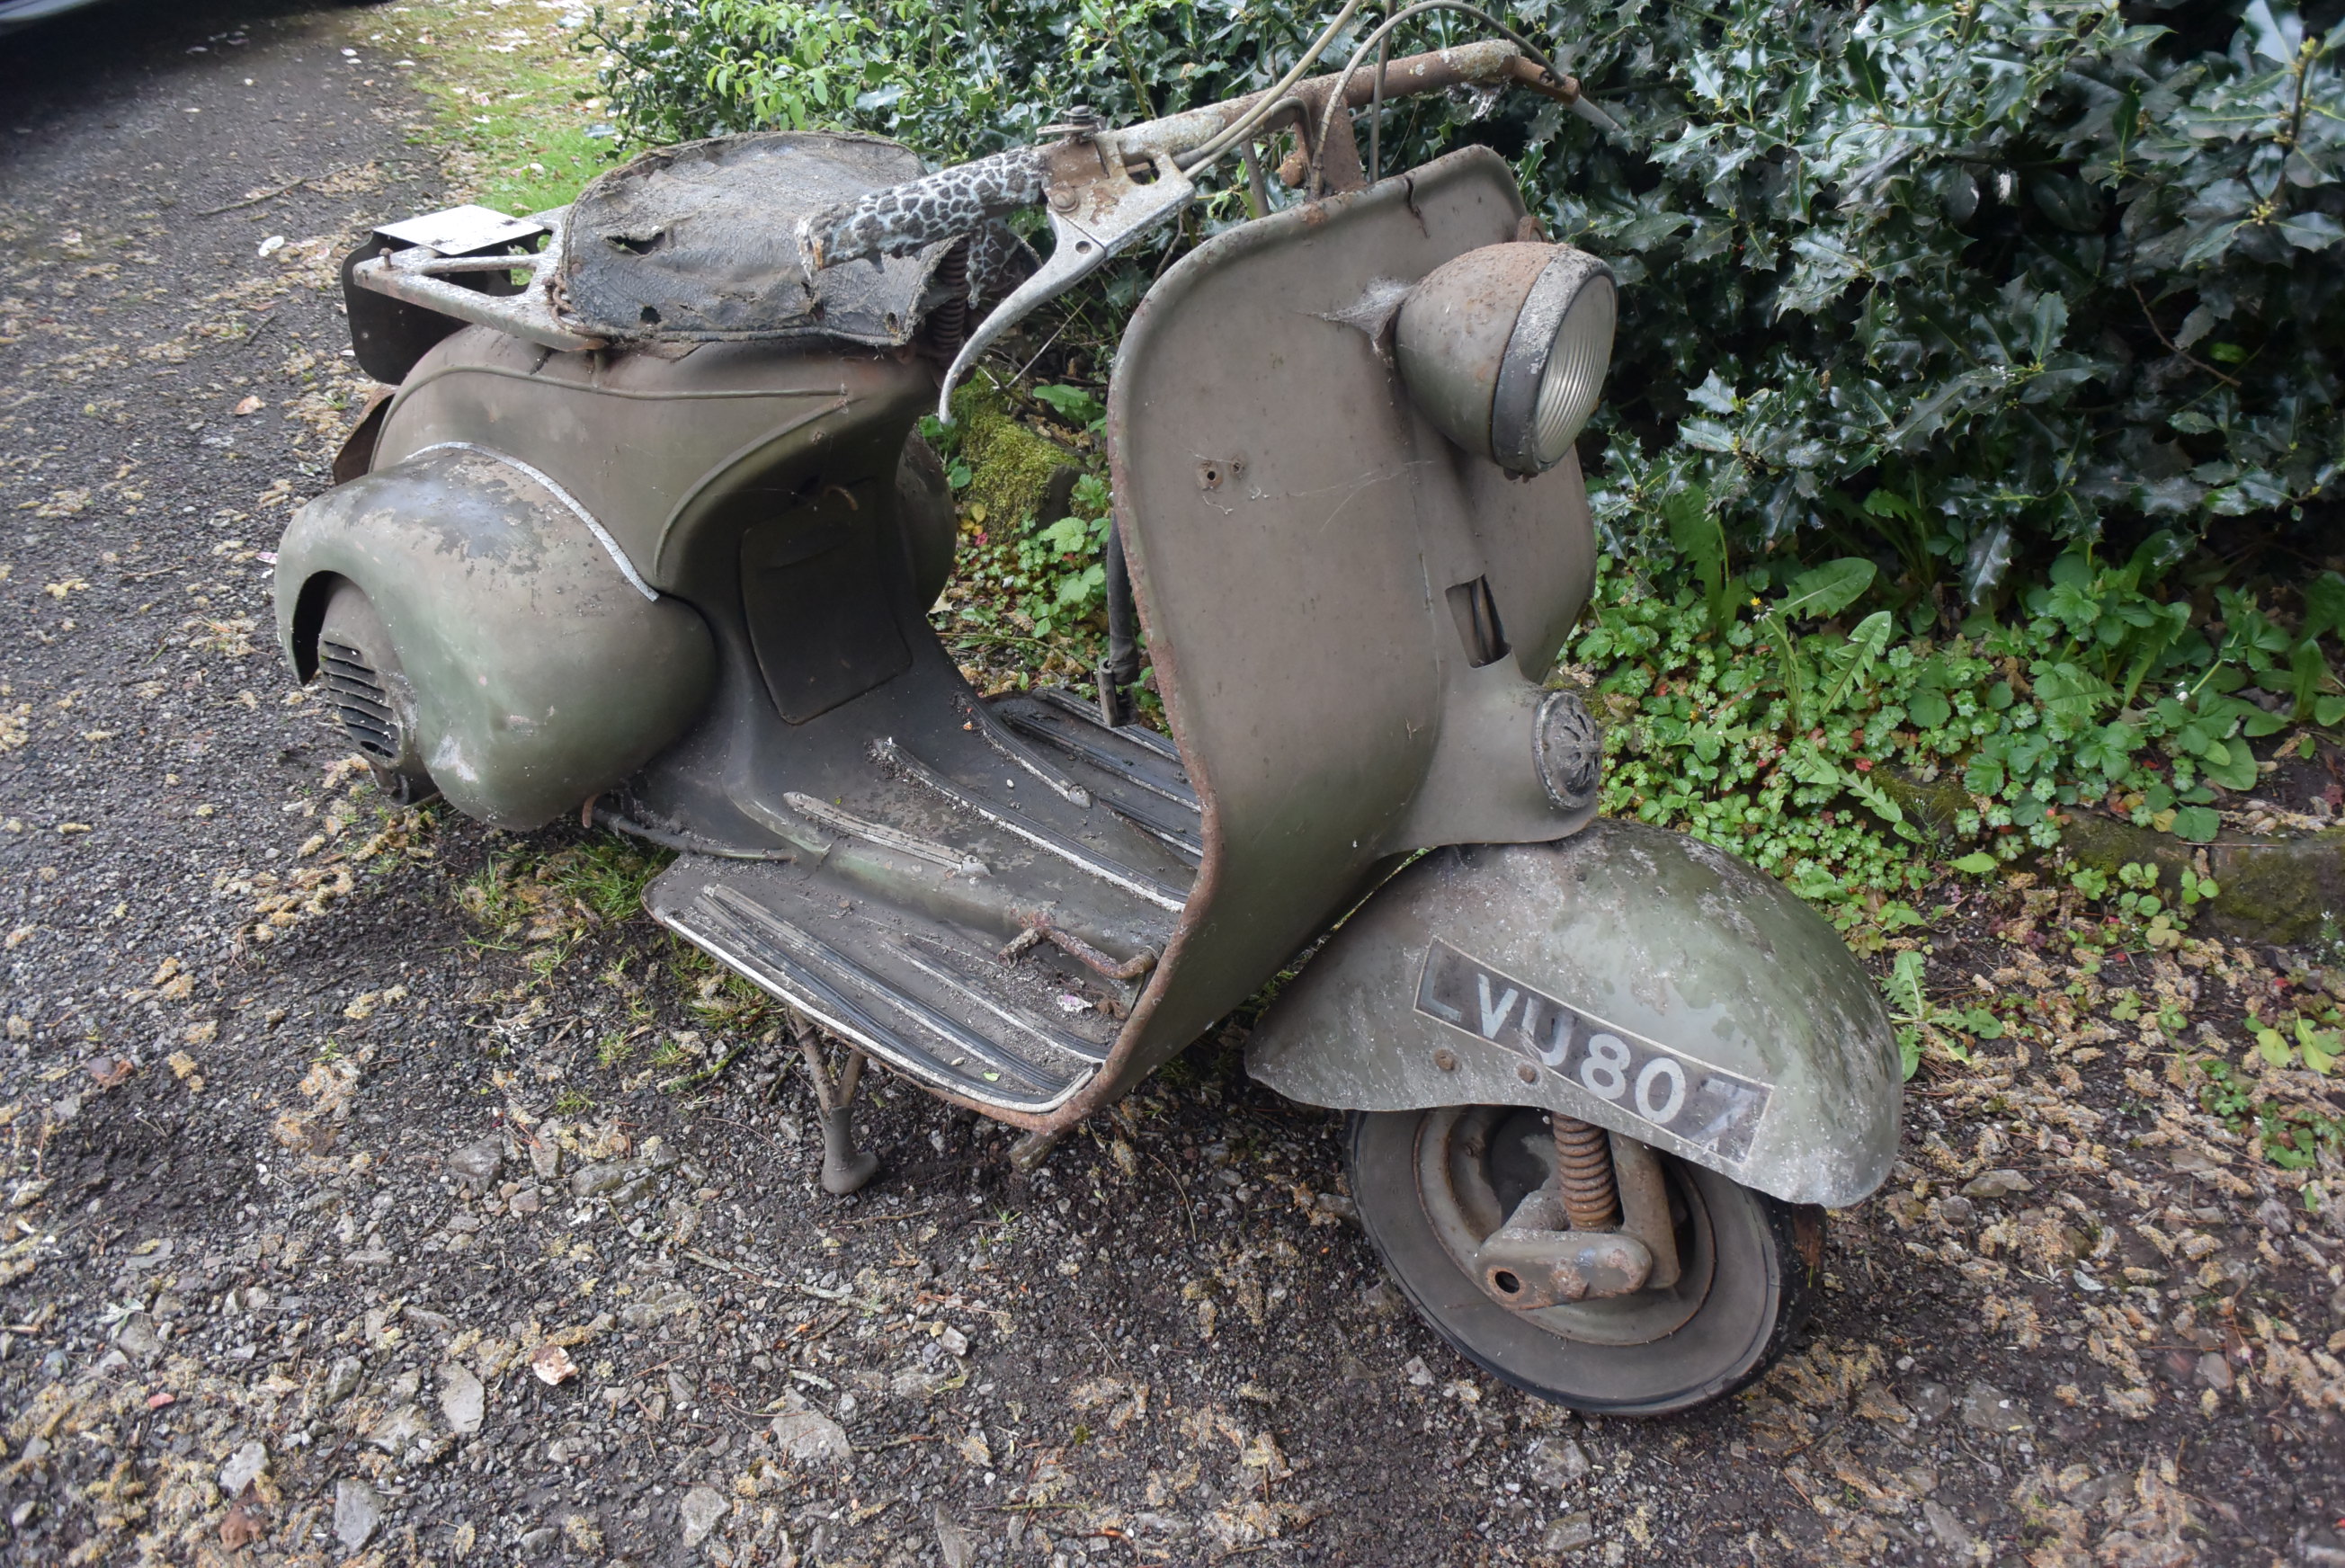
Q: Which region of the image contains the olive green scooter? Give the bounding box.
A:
[274,21,1898,1414]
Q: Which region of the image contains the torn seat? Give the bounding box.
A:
[556,130,1030,346]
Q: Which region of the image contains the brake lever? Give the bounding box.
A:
[937,147,1194,423]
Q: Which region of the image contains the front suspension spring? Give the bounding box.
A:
[1551,1114,1618,1230]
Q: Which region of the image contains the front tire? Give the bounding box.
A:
[1348,1106,1820,1415]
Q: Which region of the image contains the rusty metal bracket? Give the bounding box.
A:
[1474,1184,1652,1310]
[999,913,1158,983]
[795,1020,880,1196]
[1609,1132,1681,1291]
[347,208,608,355]
[790,40,1573,420]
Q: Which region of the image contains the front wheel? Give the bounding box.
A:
[1347,1106,1821,1415]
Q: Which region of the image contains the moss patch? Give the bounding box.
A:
[950,384,1076,529]
[1877,766,2343,945]
[2060,815,2345,947]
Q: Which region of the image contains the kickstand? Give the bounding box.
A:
[795,1021,879,1195]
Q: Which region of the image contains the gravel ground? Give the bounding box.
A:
[4,5,2345,1566]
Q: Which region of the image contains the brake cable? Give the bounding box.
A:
[1175,0,1371,174]
[1305,0,1577,198]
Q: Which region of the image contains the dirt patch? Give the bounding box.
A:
[2,6,2342,1568]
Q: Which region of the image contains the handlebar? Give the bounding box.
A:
[790,37,1586,421]
[799,40,1578,275]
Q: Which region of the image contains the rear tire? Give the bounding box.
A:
[1347,1106,1820,1415]
[315,580,436,806]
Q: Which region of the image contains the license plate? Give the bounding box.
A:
[1413,939,1770,1163]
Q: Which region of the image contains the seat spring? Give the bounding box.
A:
[1552,1114,1618,1230]
[926,239,970,356]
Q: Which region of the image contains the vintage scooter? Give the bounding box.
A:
[272,21,1899,1414]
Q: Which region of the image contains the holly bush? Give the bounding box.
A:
[590,0,2342,572]
[1538,0,2341,589]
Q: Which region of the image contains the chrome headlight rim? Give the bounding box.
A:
[1490,249,1616,477]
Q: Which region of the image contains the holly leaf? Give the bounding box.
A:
[2276,211,2345,252]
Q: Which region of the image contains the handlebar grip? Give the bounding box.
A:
[798,147,1048,274]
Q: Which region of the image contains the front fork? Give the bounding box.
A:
[1474,1115,1682,1311]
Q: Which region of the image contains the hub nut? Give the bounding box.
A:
[1534,689,1602,812]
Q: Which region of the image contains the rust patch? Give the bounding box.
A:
[1794,1204,1828,1275]
[332,386,395,486]
[1195,457,1243,492]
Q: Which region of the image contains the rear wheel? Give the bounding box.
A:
[1347,1105,1819,1415]
[315,580,436,806]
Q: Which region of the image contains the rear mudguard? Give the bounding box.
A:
[1245,820,1900,1207]
[275,443,717,828]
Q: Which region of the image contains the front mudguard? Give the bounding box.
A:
[1246,821,1900,1207]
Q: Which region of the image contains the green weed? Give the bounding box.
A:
[2195,1057,2343,1169]
[379,4,625,216]
[1881,949,1998,1081]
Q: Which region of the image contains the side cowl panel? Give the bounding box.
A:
[274,443,717,828]
[1245,820,1900,1207]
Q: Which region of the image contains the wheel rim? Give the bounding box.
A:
[1349,1106,1810,1414]
[1415,1106,1715,1346]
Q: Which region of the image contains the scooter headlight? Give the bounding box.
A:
[1395,242,1616,477]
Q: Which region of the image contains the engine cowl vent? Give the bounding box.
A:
[318,637,403,762]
